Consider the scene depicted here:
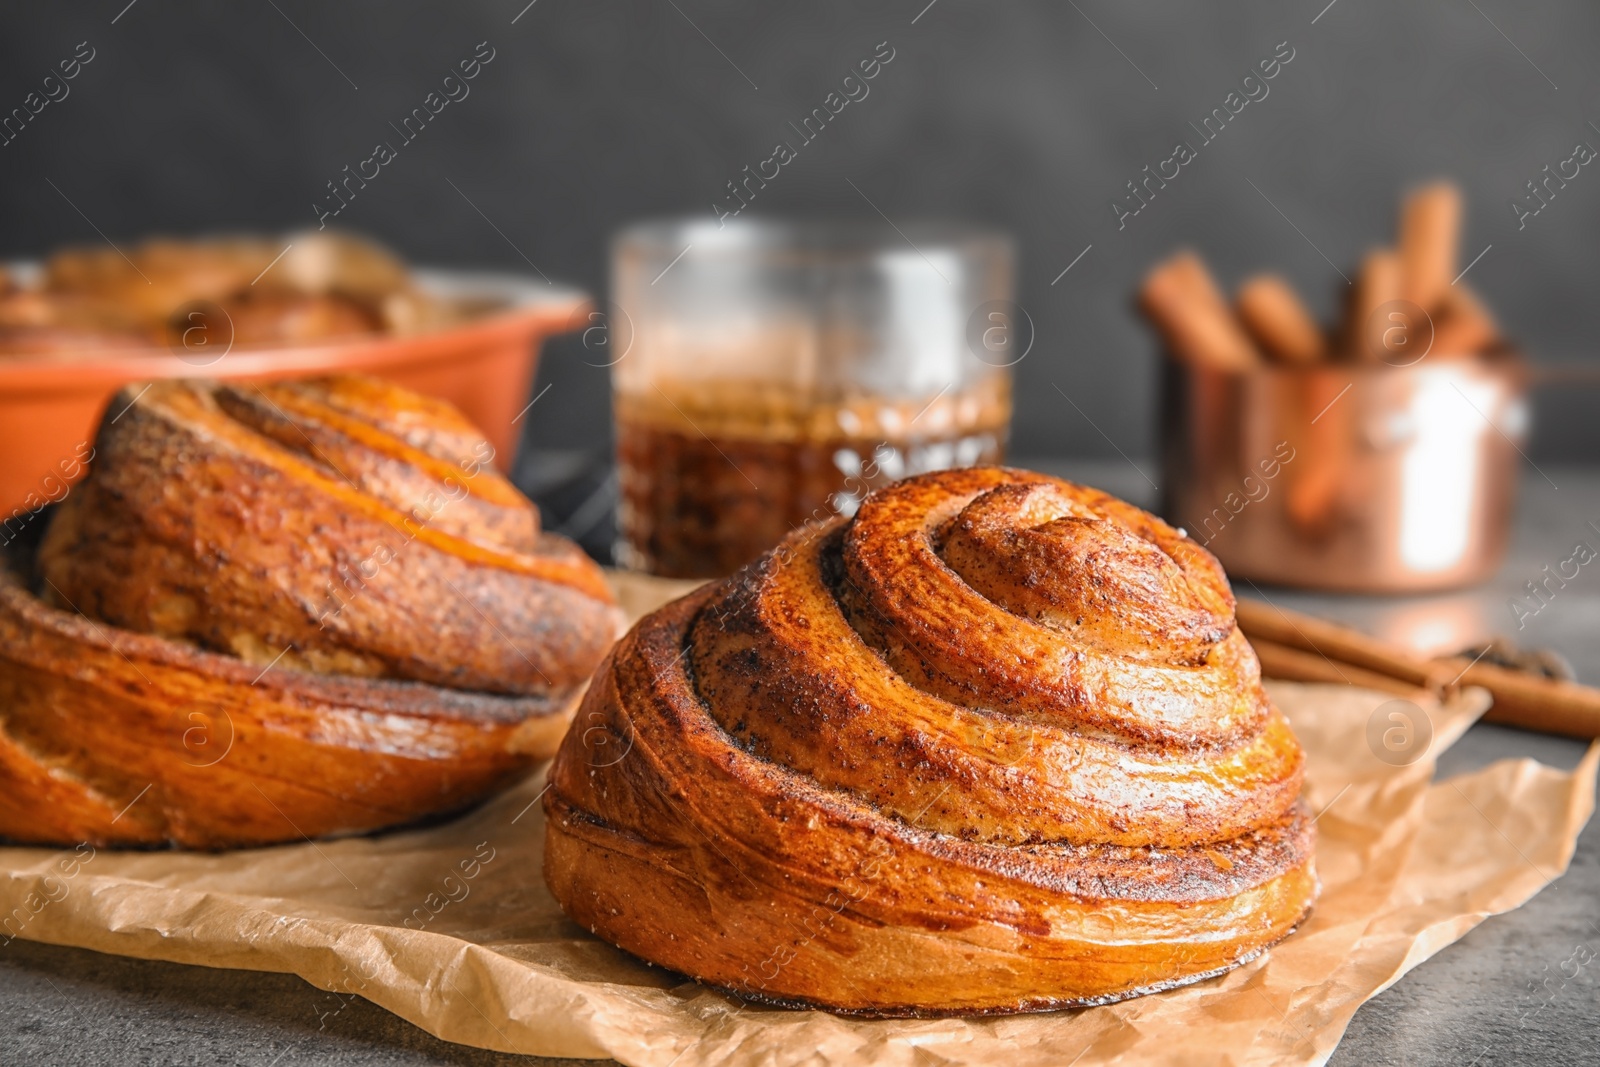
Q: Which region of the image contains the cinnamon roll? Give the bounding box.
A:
[545,467,1315,1016]
[0,232,456,358]
[0,375,621,848]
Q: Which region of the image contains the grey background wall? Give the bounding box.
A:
[3,1,1598,460]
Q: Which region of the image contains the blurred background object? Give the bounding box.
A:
[0,232,456,354]
[611,218,1012,577]
[0,248,583,516]
[1161,355,1528,591]
[5,0,1599,493]
[1148,183,1538,592]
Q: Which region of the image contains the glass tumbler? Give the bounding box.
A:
[611,218,1016,578]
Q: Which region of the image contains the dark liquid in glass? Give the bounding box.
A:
[616,381,1009,578]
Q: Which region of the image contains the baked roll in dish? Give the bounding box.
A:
[0,375,620,848]
[545,467,1316,1016]
[0,231,459,357]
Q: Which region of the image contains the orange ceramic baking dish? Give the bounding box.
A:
[0,269,586,517]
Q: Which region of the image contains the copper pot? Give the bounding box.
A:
[1160,354,1529,592]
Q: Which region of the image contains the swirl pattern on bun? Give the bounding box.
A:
[0,375,620,848]
[545,466,1315,1015]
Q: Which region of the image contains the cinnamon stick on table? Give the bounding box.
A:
[1248,636,1426,699]
[1235,598,1442,686]
[1234,598,1600,740]
[1139,251,1262,373]
[1235,274,1325,365]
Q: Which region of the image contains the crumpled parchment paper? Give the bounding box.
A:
[0,574,1594,1066]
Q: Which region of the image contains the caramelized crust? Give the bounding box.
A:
[0,375,621,848]
[0,556,566,848]
[38,379,615,692]
[545,468,1316,1015]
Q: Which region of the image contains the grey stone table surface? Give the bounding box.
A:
[1,461,1596,1066]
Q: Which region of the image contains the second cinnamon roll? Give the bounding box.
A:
[0,375,621,849]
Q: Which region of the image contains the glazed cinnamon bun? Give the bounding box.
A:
[0,375,620,848]
[545,466,1315,1015]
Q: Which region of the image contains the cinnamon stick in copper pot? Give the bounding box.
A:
[1344,249,1402,362]
[1139,251,1262,372]
[1235,274,1325,365]
[1398,181,1463,313]
[1430,285,1500,359]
